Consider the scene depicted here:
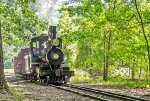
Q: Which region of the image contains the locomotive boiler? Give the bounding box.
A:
[13,26,74,84]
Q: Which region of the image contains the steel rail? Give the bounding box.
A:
[26,80,150,101]
[30,80,109,100]
[64,84,150,101]
[29,81,110,100]
[50,84,110,101]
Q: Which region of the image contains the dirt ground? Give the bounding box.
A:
[76,84,150,100]
[2,69,150,101]
[4,69,95,101]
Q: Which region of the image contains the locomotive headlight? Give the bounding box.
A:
[53,53,59,60]
[53,39,59,46]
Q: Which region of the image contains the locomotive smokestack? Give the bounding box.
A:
[50,26,57,40]
[48,12,58,40]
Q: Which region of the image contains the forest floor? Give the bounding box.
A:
[2,69,150,101]
[75,84,150,99]
[3,69,95,101]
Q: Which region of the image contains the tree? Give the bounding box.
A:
[134,0,150,76]
[0,22,9,93]
[59,0,150,81]
[0,0,47,93]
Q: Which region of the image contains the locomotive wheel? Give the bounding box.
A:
[39,79,42,83]
[64,76,68,84]
[40,79,46,83]
[46,76,50,84]
[36,67,41,81]
[24,75,27,79]
[27,76,30,80]
[37,74,40,81]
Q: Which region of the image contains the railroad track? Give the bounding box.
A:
[25,80,150,101]
[50,84,150,101]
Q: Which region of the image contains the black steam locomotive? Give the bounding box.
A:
[13,26,74,84]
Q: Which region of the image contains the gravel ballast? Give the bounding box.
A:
[4,69,150,101]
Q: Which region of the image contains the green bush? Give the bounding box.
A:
[71,74,150,88]
[106,77,150,88]
[9,87,24,101]
[71,73,94,83]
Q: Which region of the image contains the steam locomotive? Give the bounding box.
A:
[13,26,74,84]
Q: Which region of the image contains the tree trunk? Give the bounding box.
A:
[131,69,135,80]
[131,58,135,80]
[134,0,150,77]
[105,30,112,81]
[139,66,142,80]
[139,58,142,80]
[0,22,9,93]
[144,55,149,79]
[103,31,107,81]
[103,30,112,81]
[129,57,131,78]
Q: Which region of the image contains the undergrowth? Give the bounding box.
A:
[9,87,24,101]
[0,87,24,101]
[71,73,94,83]
[71,74,150,88]
[107,78,150,88]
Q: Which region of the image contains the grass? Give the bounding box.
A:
[0,87,24,101]
[106,78,150,88]
[70,74,150,88]
[9,87,24,101]
[70,73,94,83]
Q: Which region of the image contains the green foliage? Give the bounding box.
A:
[9,87,24,100]
[0,0,48,62]
[107,78,150,88]
[0,87,24,101]
[71,72,94,83]
[71,74,150,88]
[59,0,150,81]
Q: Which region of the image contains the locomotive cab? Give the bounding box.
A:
[30,34,49,62]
